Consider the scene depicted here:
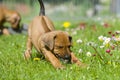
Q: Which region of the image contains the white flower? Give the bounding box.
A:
[116,31,120,34]
[103,37,107,41]
[78,49,83,53]
[86,52,92,57]
[103,37,111,45]
[87,42,93,46]
[116,38,120,41]
[105,38,111,42]
[98,35,104,41]
[76,39,83,44]
[100,45,104,48]
[87,42,97,47]
[102,37,111,47]
[65,28,70,32]
[113,36,120,42]
[97,17,102,21]
[72,31,77,35]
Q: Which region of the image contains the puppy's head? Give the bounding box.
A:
[42,31,72,63]
[6,12,21,30]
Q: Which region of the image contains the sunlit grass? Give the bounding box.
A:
[1,18,120,80]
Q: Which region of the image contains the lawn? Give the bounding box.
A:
[1,16,120,80]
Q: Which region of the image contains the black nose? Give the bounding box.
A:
[64,55,71,60]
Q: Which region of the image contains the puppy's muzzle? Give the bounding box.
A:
[54,53,71,63]
[64,54,71,60]
[63,54,71,63]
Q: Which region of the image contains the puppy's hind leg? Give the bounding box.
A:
[24,37,33,60]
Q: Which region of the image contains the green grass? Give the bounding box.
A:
[1,17,120,80]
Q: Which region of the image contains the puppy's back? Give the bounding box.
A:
[28,0,55,50]
[29,0,55,37]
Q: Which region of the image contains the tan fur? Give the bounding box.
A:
[24,15,83,69]
[0,6,21,35]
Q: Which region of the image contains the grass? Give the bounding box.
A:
[1,17,120,80]
[1,2,120,79]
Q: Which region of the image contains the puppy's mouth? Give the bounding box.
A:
[54,53,71,63]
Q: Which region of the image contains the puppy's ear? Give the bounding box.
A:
[42,34,56,50]
[65,32,72,43]
[69,36,72,43]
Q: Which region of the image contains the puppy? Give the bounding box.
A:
[24,0,83,69]
[0,6,21,35]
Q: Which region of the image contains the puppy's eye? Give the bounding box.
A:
[57,46,63,49]
[68,45,71,48]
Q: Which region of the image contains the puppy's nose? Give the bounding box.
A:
[64,55,71,60]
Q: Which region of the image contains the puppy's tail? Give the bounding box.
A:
[38,0,45,16]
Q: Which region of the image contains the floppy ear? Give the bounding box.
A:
[69,36,72,43]
[65,32,72,43]
[42,34,56,50]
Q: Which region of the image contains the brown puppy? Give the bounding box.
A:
[0,6,21,35]
[24,0,82,69]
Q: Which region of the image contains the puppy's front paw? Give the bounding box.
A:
[76,61,87,68]
[71,58,87,68]
[24,50,31,60]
